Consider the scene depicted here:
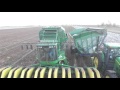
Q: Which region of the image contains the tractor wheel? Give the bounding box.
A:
[93,52,103,70]
[93,56,102,69]
[93,57,98,68]
[105,70,118,78]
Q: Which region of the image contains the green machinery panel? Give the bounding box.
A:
[69,27,107,54]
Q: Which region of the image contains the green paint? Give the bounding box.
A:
[34,26,68,67]
[114,57,120,76]
[69,28,107,53]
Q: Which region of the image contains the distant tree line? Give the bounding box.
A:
[101,22,119,27]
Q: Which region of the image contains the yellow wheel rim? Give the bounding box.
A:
[93,57,98,68]
[106,75,110,78]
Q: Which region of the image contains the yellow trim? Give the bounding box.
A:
[20,68,28,78]
[1,67,12,78]
[80,68,86,78]
[34,68,40,78]
[87,68,94,78]
[26,67,34,78]
[7,68,17,78]
[13,67,23,78]
[94,57,98,68]
[106,76,110,78]
[54,68,58,78]
[62,68,66,78]
[93,68,101,78]
[75,68,80,78]
[40,68,46,78]
[0,67,6,73]
[48,68,52,78]
[68,68,71,78]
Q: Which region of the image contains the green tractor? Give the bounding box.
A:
[97,43,120,78]
[34,26,68,66]
[69,27,120,78]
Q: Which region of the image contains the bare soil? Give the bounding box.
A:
[0,27,41,67]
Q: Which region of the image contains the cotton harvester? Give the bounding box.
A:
[68,27,120,78]
[0,26,101,78]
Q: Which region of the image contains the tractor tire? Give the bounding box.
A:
[105,70,118,78]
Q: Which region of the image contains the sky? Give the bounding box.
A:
[0,12,120,26]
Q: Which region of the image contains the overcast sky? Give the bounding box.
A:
[0,12,119,26]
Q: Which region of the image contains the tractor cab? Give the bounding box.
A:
[36,39,68,66]
[104,43,120,60]
[37,45,57,61]
[36,40,58,61]
[33,26,68,67]
[103,43,120,70]
[35,40,68,66]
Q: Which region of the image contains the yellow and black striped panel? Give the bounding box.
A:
[48,68,52,78]
[80,68,86,78]
[0,67,101,78]
[67,68,71,78]
[26,67,35,78]
[13,67,23,78]
[34,68,41,78]
[1,67,12,78]
[8,67,18,78]
[20,68,28,78]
